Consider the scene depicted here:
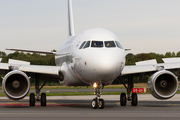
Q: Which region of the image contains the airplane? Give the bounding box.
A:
[0,0,180,109]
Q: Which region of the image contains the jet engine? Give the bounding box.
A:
[148,70,178,99]
[2,70,30,100]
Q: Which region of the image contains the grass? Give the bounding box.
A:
[0,90,179,97]
[0,85,134,90]
[0,92,151,97]
[0,92,5,97]
[29,83,148,89]
[0,82,179,97]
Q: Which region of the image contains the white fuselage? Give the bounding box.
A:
[55,28,126,86]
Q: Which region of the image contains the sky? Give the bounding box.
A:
[0,0,180,55]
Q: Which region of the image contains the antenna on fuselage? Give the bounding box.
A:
[68,0,75,37]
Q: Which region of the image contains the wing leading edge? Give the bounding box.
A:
[0,62,61,76]
[122,58,180,76]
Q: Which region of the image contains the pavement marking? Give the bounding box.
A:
[0,103,81,106]
[140,106,180,110]
[88,113,180,115]
[0,113,81,115]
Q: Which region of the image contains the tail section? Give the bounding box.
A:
[68,0,75,37]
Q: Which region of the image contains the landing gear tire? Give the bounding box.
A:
[41,93,46,106]
[131,93,138,106]
[99,99,105,109]
[91,98,98,109]
[120,93,126,106]
[29,93,35,106]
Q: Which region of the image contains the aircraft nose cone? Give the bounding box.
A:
[94,57,118,74]
[91,52,124,80]
[75,49,125,84]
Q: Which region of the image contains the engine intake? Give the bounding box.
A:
[148,70,178,99]
[2,70,30,100]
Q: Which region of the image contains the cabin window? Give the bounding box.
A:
[91,41,103,48]
[105,41,116,48]
[83,41,90,49]
[115,41,123,49]
[79,41,86,49]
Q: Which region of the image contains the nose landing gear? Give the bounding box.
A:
[91,83,105,109]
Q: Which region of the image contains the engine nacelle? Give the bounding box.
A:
[148,70,178,99]
[2,70,30,100]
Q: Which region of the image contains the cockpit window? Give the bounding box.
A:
[105,41,116,48]
[79,41,86,49]
[91,41,103,48]
[115,41,123,49]
[83,41,90,49]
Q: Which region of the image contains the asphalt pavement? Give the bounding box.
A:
[0,94,180,120]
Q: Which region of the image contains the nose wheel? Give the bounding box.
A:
[91,83,105,109]
[91,98,105,109]
[99,99,105,109]
[91,98,98,109]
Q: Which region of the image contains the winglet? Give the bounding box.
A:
[68,0,75,37]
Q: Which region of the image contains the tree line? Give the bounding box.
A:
[0,51,55,65]
[1,51,180,66]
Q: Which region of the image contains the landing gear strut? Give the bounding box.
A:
[119,75,138,106]
[29,74,50,107]
[91,83,105,109]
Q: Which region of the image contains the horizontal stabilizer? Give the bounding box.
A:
[8,59,30,65]
[135,59,157,65]
[6,48,56,55]
[125,48,131,51]
[162,57,180,63]
[6,48,68,56]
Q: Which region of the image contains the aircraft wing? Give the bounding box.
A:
[0,63,9,71]
[18,65,61,75]
[0,60,62,82]
[121,58,180,76]
[119,57,180,101]
[122,65,157,75]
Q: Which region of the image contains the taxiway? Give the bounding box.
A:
[0,94,180,120]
